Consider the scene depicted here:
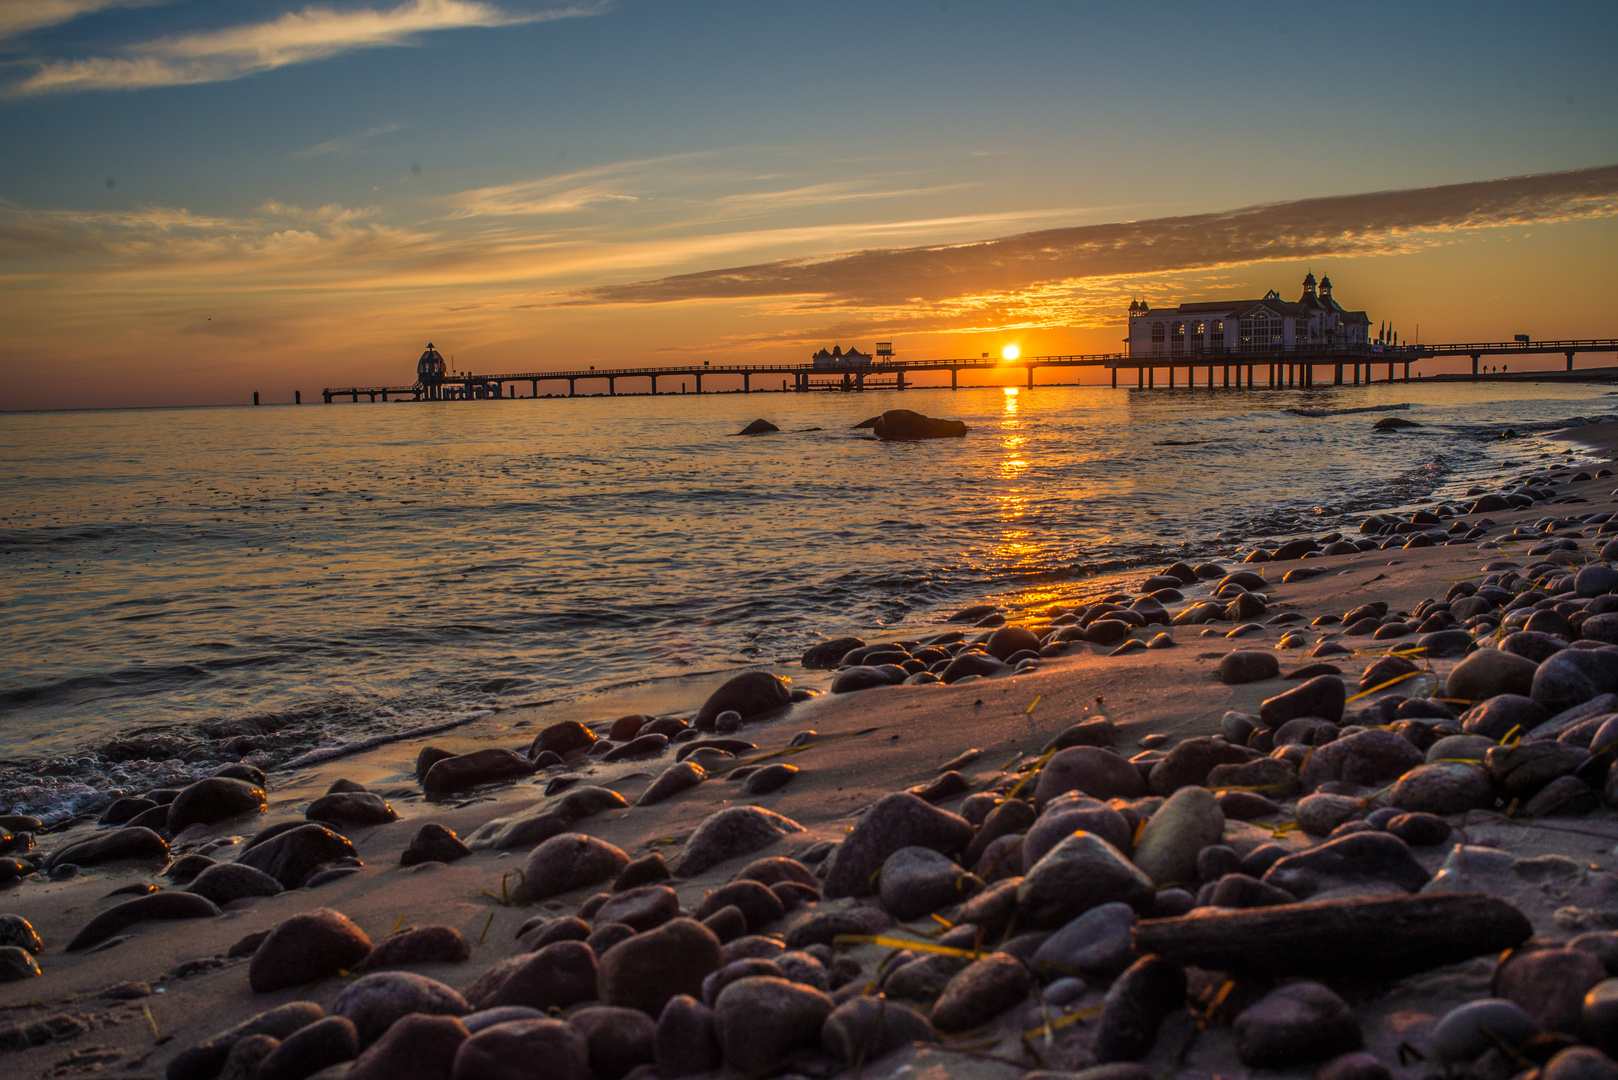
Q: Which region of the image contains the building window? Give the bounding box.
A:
[1210,320,1225,350]
[1239,315,1283,352]
[1190,321,1205,354]
[1151,322,1165,355]
[1170,321,1185,355]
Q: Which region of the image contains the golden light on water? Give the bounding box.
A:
[1002,345,1020,360]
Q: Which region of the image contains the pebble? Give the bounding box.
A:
[1586,979,1618,1057]
[249,908,374,993]
[674,805,803,877]
[876,846,967,920]
[1023,801,1132,865]
[167,777,267,831]
[1131,786,1224,886]
[462,1007,545,1034]
[614,852,671,891]
[186,863,285,906]
[0,945,40,982]
[883,953,968,1001]
[331,971,468,1048]
[596,884,681,931]
[1147,737,1253,795]
[1446,648,1541,702]
[1389,762,1495,814]
[1429,997,1540,1064]
[1259,674,1346,728]
[421,749,535,793]
[1219,651,1280,684]
[1487,741,1591,795]
[692,671,791,730]
[1383,812,1452,846]
[1205,757,1296,795]
[929,952,1031,1032]
[167,1002,326,1080]
[1032,747,1147,808]
[712,976,834,1073]
[962,798,1036,866]
[484,941,598,1012]
[66,891,221,953]
[1495,946,1607,1032]
[820,792,972,899]
[44,826,169,870]
[400,823,472,866]
[256,1017,359,1080]
[1092,956,1187,1063]
[352,926,471,973]
[521,833,630,901]
[1232,981,1361,1068]
[1018,831,1156,927]
[1299,729,1424,792]
[1031,901,1137,980]
[1206,873,1297,908]
[446,1018,587,1080]
[742,763,798,795]
[345,1014,467,1080]
[598,917,723,1017]
[528,721,596,758]
[603,733,670,762]
[1315,1051,1393,1080]
[1461,693,1550,739]
[0,914,42,954]
[696,880,785,933]
[1261,832,1430,899]
[820,995,934,1064]
[637,762,707,806]
[307,792,397,826]
[1543,1047,1618,1080]
[802,637,865,669]
[655,994,721,1079]
[237,823,359,889]
[1425,734,1496,762]
[568,1006,656,1080]
[1295,793,1366,838]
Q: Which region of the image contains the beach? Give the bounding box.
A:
[2,435,1618,1080]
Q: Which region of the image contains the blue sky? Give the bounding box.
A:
[1,0,1614,407]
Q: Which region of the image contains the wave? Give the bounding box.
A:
[1287,403,1414,417]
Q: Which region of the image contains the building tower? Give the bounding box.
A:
[416,343,447,401]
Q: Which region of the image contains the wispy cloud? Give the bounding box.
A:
[294,121,405,158]
[0,0,162,41]
[10,0,605,95]
[567,164,1618,310]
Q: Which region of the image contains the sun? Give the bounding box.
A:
[1002,345,1020,360]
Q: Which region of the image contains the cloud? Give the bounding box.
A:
[10,0,604,95]
[567,164,1618,310]
[0,0,162,41]
[294,121,405,158]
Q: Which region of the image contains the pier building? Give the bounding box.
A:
[1128,273,1370,357]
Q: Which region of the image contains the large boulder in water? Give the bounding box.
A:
[733,420,779,436]
[868,410,968,441]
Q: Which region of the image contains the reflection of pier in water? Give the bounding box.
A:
[320,339,1618,403]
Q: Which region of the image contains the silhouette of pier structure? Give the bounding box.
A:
[321,339,1618,403]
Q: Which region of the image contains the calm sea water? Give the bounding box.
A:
[1,379,1613,820]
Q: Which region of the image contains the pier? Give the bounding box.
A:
[320,339,1618,403]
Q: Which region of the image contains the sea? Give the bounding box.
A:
[2,378,1614,822]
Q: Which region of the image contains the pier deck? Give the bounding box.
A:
[321,339,1618,402]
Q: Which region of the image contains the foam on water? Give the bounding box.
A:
[0,380,1611,820]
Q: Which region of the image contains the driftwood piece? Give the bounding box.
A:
[1132,892,1531,979]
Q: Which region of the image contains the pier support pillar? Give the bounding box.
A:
[1148,368,1155,388]
[743,372,750,393]
[1138,368,1144,389]
[568,378,576,397]
[1111,367,1117,388]
[1223,366,1230,388]
[608,377,616,396]
[1402,363,1409,381]
[1026,366,1034,390]
[1334,364,1343,385]
[530,379,538,397]
[1167,366,1173,388]
[897,370,905,391]
[1388,363,1394,382]
[1207,366,1213,388]
[1568,350,1576,371]
[695,373,703,393]
[1471,354,1480,380]
[951,368,958,389]
[855,373,864,391]
[296,391,302,404]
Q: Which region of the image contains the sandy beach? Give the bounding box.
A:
[4,447,1618,1080]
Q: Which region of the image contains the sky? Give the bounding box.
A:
[0,0,1615,409]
